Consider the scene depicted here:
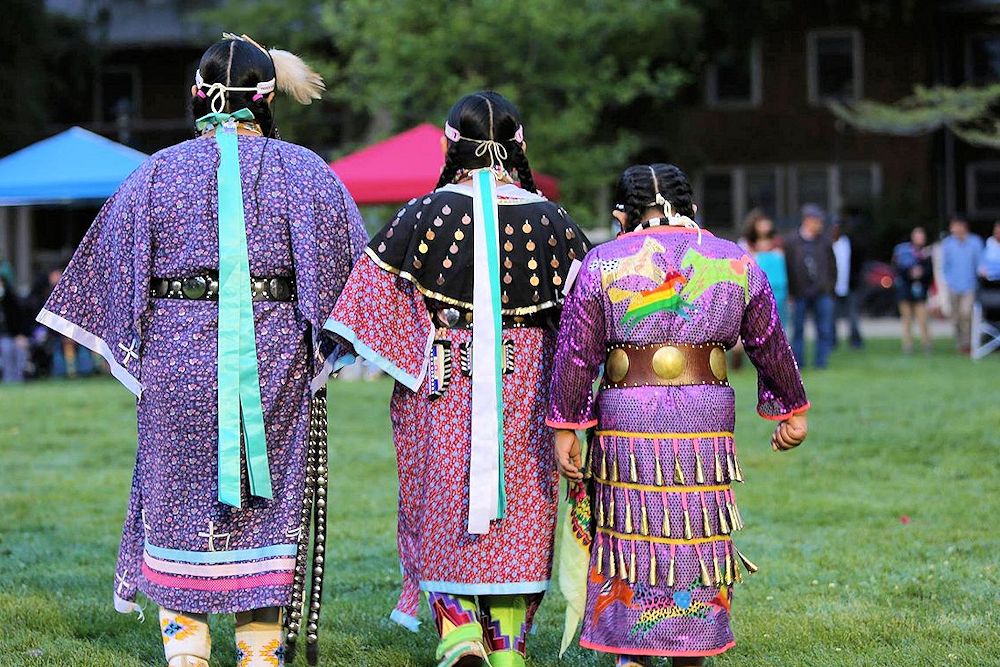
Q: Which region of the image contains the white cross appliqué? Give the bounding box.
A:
[116,569,131,596]
[197,520,231,552]
[118,341,140,368]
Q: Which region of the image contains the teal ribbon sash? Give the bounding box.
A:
[198,110,273,508]
[475,170,507,517]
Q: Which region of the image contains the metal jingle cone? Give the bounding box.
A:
[726,451,736,481]
[624,493,633,533]
[718,500,731,535]
[640,498,650,536]
[597,537,605,574]
[649,544,658,586]
[662,499,671,537]
[701,503,713,538]
[629,450,639,483]
[666,550,676,587]
[724,546,734,585]
[714,449,724,483]
[601,448,608,481]
[629,545,637,584]
[597,489,606,527]
[609,490,616,525]
[733,500,745,531]
[612,453,620,483]
[655,453,665,486]
[673,456,685,485]
[682,506,693,540]
[735,547,759,574]
[695,450,706,485]
[713,549,722,586]
[617,540,627,580]
[733,451,744,482]
[698,551,712,587]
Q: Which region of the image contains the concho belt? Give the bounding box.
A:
[602,342,729,389]
[150,273,296,302]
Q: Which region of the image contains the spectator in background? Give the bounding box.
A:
[979,220,1000,283]
[893,226,934,354]
[0,274,30,383]
[743,208,789,325]
[941,216,983,353]
[784,203,837,368]
[831,220,865,349]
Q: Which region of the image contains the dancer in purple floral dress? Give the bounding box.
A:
[38,35,366,667]
[548,164,809,667]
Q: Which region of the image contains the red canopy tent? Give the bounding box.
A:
[330,123,560,204]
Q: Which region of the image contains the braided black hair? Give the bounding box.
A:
[191,38,277,138]
[434,90,537,192]
[613,163,694,231]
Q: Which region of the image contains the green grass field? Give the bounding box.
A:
[1,339,997,666]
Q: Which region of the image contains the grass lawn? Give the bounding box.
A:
[1,339,997,666]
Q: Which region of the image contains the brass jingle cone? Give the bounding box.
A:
[624,494,633,533]
[698,554,713,587]
[596,539,605,574]
[601,449,608,480]
[629,451,638,483]
[655,454,664,486]
[733,452,744,482]
[673,456,685,485]
[726,452,736,481]
[667,552,676,587]
[713,551,722,586]
[701,504,714,538]
[617,542,627,579]
[695,450,706,485]
[629,548,637,584]
[683,507,693,540]
[662,503,671,537]
[640,501,650,536]
[724,548,734,585]
[608,539,616,577]
[649,547,658,586]
[612,455,620,483]
[735,547,759,574]
[718,502,731,535]
[714,450,724,483]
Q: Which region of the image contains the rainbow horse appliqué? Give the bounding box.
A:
[598,238,754,330]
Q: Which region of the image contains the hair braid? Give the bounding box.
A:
[614,163,695,231]
[509,142,538,194]
[435,141,463,189]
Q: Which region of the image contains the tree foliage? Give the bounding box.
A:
[203,0,703,216]
[830,84,1000,149]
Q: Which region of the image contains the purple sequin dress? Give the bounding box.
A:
[547,226,808,658]
[38,136,368,614]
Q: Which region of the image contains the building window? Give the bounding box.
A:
[967,162,1000,216]
[966,34,1000,85]
[706,40,762,108]
[98,66,141,123]
[807,29,863,105]
[701,171,737,228]
[698,163,880,228]
[745,167,782,219]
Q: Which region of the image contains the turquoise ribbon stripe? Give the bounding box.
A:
[474,170,507,518]
[198,110,273,508]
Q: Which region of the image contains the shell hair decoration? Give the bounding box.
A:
[221,32,325,105]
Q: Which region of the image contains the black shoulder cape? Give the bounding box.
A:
[366,185,591,315]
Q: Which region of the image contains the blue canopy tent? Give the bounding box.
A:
[0,127,147,288]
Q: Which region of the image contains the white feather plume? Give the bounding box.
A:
[268,48,325,105]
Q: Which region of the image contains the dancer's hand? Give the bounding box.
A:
[554,429,584,482]
[772,413,807,451]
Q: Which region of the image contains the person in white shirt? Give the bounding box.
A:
[831,221,864,349]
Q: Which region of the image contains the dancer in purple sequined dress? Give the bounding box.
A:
[548,164,809,667]
[38,36,367,667]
